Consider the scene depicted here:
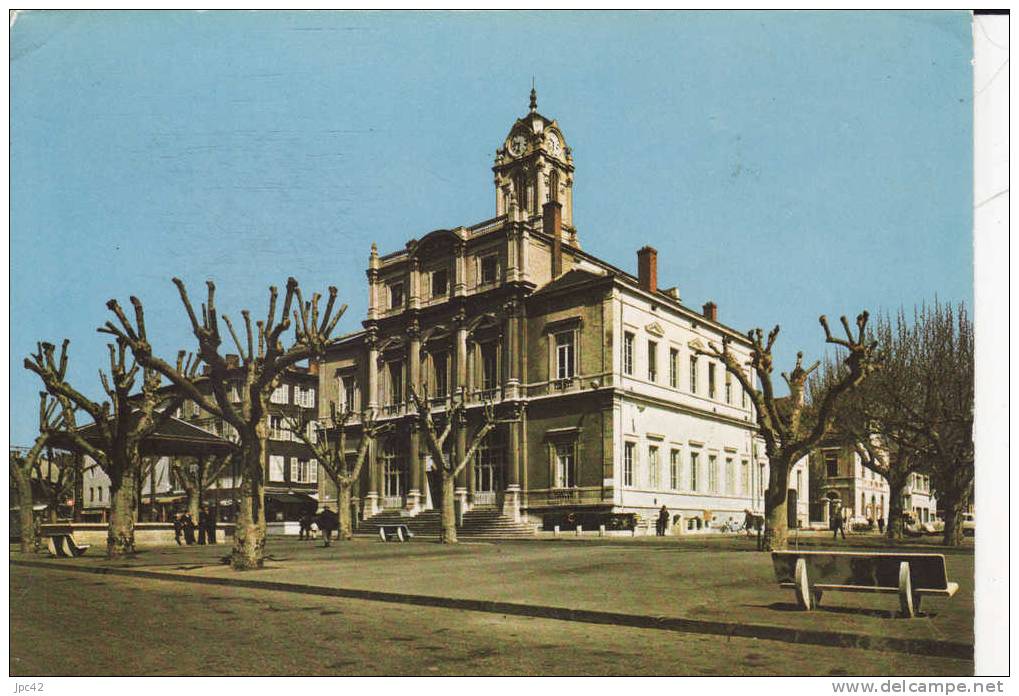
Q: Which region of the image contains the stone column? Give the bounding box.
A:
[503,298,521,400]
[454,309,469,511]
[503,415,522,522]
[364,329,380,516]
[406,320,422,512]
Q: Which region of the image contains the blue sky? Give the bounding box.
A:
[10,10,973,445]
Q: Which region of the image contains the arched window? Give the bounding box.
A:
[548,168,560,204]
[513,173,529,214]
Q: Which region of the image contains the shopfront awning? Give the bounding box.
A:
[265,492,318,505]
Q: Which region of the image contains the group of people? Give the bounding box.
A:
[298,508,340,546]
[173,506,218,545]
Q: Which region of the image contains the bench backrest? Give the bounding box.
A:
[772,551,950,590]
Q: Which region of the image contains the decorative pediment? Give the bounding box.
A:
[687,338,706,353]
[645,321,665,337]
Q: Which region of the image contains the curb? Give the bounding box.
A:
[12,559,973,662]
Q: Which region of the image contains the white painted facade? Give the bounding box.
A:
[602,283,807,530]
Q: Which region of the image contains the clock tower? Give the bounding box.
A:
[493,88,576,242]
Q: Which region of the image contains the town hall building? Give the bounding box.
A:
[317,91,803,533]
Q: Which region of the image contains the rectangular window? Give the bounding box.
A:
[742,385,747,409]
[556,332,575,380]
[708,363,716,399]
[269,455,285,482]
[554,442,575,488]
[481,343,499,391]
[431,269,448,297]
[669,348,679,388]
[389,362,403,405]
[824,451,839,478]
[623,332,635,375]
[725,457,735,495]
[623,442,635,487]
[389,282,404,309]
[481,255,498,284]
[796,469,803,496]
[290,458,319,484]
[670,449,680,490]
[432,352,449,397]
[344,378,357,413]
[708,454,718,493]
[647,340,658,382]
[305,421,318,444]
[689,451,699,492]
[269,415,286,441]
[270,385,288,404]
[689,356,698,394]
[741,460,749,495]
[725,376,732,404]
[648,446,660,489]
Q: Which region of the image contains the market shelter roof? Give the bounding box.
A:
[49,413,235,458]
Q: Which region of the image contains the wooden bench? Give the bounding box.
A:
[772,550,959,618]
[378,524,412,542]
[44,533,90,558]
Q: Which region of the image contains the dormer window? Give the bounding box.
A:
[431,269,448,298]
[389,282,404,309]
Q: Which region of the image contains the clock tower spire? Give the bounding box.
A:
[493,90,576,243]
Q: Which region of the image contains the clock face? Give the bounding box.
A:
[547,133,562,156]
[510,134,527,156]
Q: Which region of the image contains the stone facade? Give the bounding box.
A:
[316,93,777,532]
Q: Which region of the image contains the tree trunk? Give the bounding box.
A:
[762,461,790,551]
[186,483,201,520]
[886,475,907,542]
[440,473,457,544]
[942,499,964,547]
[107,472,137,558]
[338,483,354,541]
[232,477,265,570]
[230,440,266,570]
[14,470,35,554]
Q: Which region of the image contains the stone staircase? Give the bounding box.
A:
[358,506,537,539]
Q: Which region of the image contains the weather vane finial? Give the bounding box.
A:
[529,78,537,113]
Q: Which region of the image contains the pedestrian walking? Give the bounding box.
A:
[172,512,184,546]
[205,506,218,544]
[197,507,208,545]
[298,512,312,541]
[182,512,197,545]
[316,508,339,547]
[877,515,885,534]
[832,505,846,540]
[657,505,669,537]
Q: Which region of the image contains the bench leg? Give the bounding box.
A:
[46,537,61,558]
[794,558,813,610]
[898,561,916,618]
[396,527,405,542]
[378,527,387,542]
[812,589,823,608]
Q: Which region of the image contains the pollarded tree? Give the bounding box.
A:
[703,313,879,550]
[170,454,232,521]
[102,277,345,569]
[816,311,932,541]
[9,393,65,552]
[911,302,973,547]
[25,339,189,557]
[284,403,390,541]
[408,387,507,544]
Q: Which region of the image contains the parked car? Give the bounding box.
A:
[962,512,975,537]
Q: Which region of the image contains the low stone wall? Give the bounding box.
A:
[40,522,236,548]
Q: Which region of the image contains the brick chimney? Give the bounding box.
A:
[637,246,658,294]
[702,301,718,322]
[544,201,563,278]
